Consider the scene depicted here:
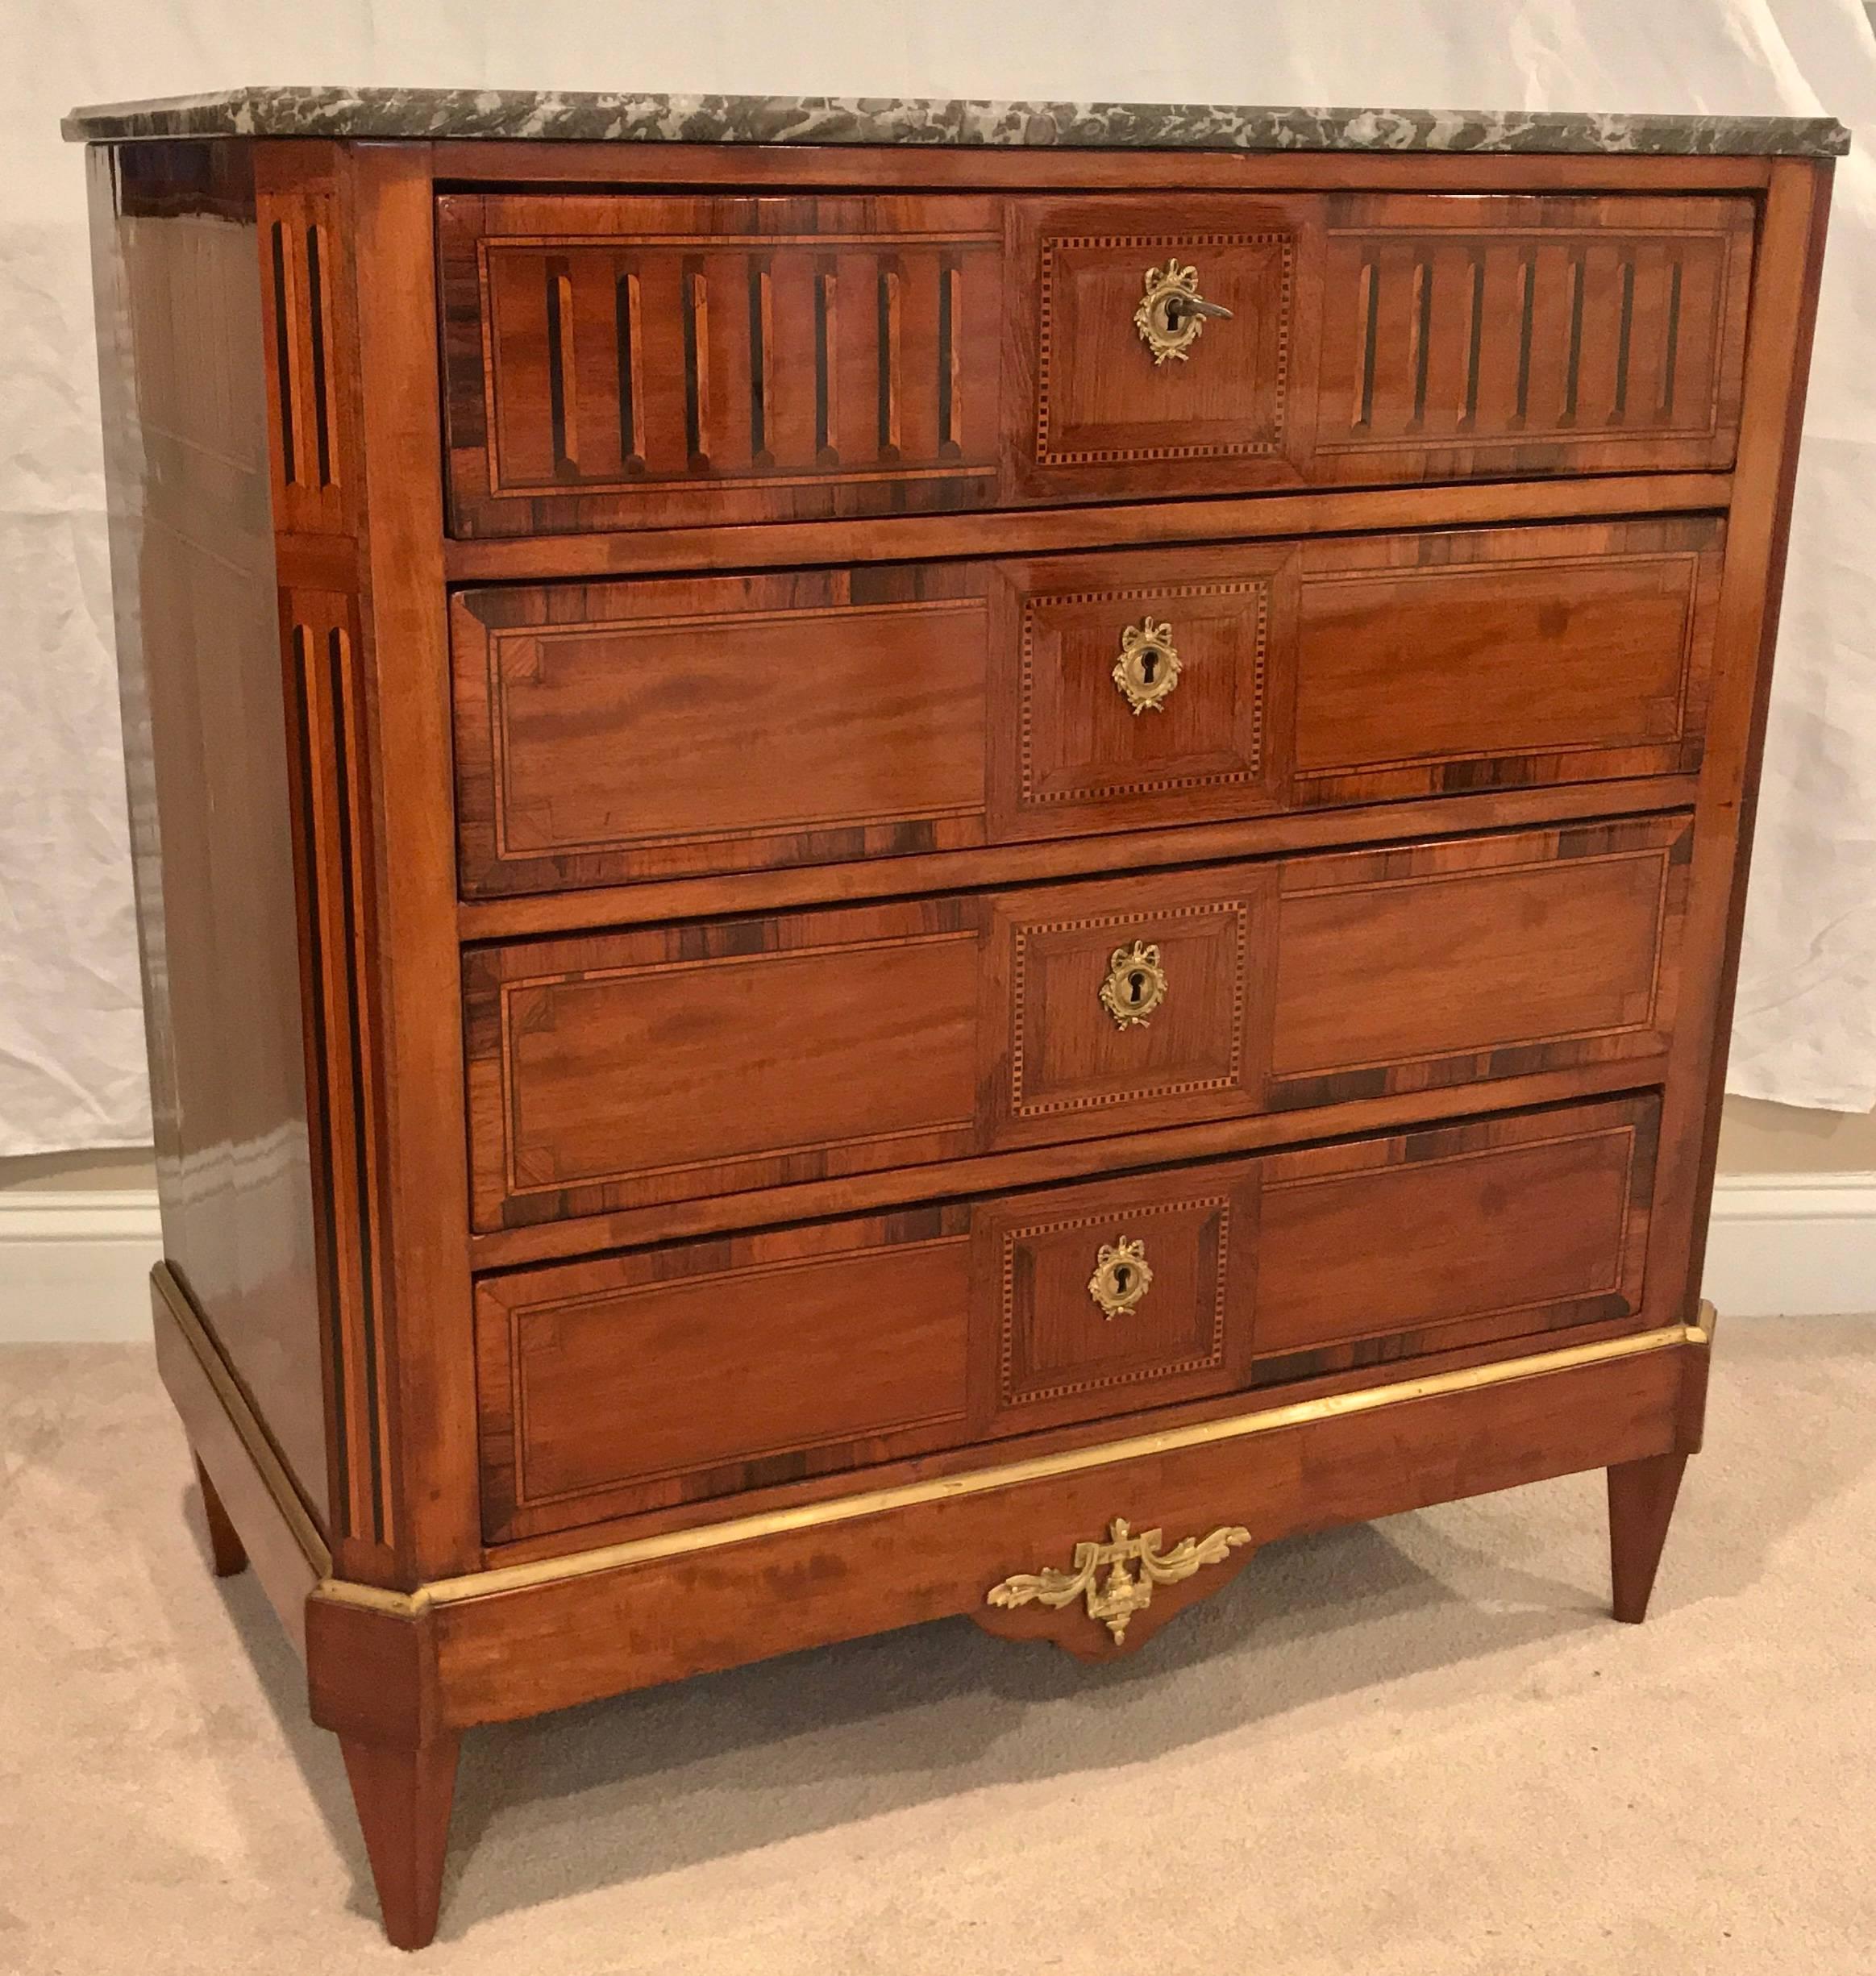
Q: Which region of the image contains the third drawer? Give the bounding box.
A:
[451,514,1721,896]
[463,812,1690,1231]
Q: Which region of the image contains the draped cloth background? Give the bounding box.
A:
[4,0,1872,1153]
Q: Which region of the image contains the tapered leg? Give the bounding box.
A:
[1607,1450,1689,1624]
[339,1732,462,1951]
[192,1454,248,1577]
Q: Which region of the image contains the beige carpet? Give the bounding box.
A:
[4,1320,1874,1975]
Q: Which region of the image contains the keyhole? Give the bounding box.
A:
[1128,970,1147,1004]
[1140,647,1159,685]
[1113,1265,1132,1295]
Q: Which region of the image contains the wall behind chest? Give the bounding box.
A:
[5,1,1870,1179]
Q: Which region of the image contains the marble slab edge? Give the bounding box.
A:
[62,88,1851,156]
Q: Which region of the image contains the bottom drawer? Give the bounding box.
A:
[475,1092,1658,1542]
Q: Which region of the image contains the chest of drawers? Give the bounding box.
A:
[69,88,1842,1949]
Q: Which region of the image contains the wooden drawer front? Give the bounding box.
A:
[476,1092,1658,1540]
[476,1226,976,1541]
[1305,193,1751,486]
[452,518,1720,895]
[462,814,1687,1229]
[1265,820,1686,1111]
[1289,517,1718,809]
[1250,1097,1657,1383]
[1013,193,1750,501]
[441,192,1005,537]
[451,566,994,894]
[1016,205,1301,480]
[440,190,1750,535]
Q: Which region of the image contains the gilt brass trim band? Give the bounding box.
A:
[310,1315,1710,1619]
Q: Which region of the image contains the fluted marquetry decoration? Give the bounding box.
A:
[257,179,354,538]
[1317,206,1749,457]
[445,199,1005,534]
[284,597,392,1552]
[986,1517,1253,1643]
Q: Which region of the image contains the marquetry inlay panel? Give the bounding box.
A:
[1312,193,1754,469]
[1267,815,1691,1113]
[281,590,393,1551]
[258,178,352,536]
[1033,227,1296,465]
[439,192,1005,533]
[1250,1101,1657,1385]
[1007,899,1256,1120]
[995,1195,1233,1410]
[1016,577,1271,809]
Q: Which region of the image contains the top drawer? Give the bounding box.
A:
[438,189,1754,537]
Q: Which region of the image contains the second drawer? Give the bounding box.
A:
[451,515,1721,896]
[474,1092,1660,1541]
[463,813,1689,1230]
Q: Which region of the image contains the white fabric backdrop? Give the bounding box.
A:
[4,0,1873,1153]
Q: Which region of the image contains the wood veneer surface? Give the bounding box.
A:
[80,128,1835,1952]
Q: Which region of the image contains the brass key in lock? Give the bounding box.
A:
[1134,260,1234,364]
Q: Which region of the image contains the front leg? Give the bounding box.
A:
[1607,1450,1689,1624]
[339,1732,462,1951]
[307,1588,459,1949]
